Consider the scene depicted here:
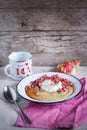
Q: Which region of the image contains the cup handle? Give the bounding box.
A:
[4,64,11,77]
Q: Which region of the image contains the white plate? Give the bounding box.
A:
[17,72,82,104]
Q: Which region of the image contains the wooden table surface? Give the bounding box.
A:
[0,66,87,130]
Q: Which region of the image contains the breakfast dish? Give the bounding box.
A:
[25,75,74,101]
[57,59,80,75]
[17,72,82,104]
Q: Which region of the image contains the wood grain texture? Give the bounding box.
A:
[0,9,87,31]
[0,31,86,66]
[0,0,87,9]
[0,0,87,66]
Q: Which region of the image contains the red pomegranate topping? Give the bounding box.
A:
[26,74,73,92]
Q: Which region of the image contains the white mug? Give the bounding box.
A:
[4,52,32,80]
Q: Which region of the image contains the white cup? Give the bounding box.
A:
[4,52,32,80]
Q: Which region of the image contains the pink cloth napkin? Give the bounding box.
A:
[16,78,87,129]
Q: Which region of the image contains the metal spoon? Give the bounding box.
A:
[3,86,32,124]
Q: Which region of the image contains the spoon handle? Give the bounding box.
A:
[14,101,32,124]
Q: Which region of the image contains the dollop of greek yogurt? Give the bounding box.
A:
[39,79,62,92]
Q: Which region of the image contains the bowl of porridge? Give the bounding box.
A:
[17,72,82,104]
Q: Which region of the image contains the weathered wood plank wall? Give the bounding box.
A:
[0,0,87,66]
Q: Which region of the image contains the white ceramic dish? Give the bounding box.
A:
[17,72,82,104]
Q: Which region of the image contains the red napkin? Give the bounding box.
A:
[16,78,87,129]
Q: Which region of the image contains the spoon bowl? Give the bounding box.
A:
[3,86,32,124]
[3,86,16,103]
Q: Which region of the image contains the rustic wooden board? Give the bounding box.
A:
[0,9,87,31]
[0,0,87,66]
[0,0,87,9]
[0,31,87,66]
